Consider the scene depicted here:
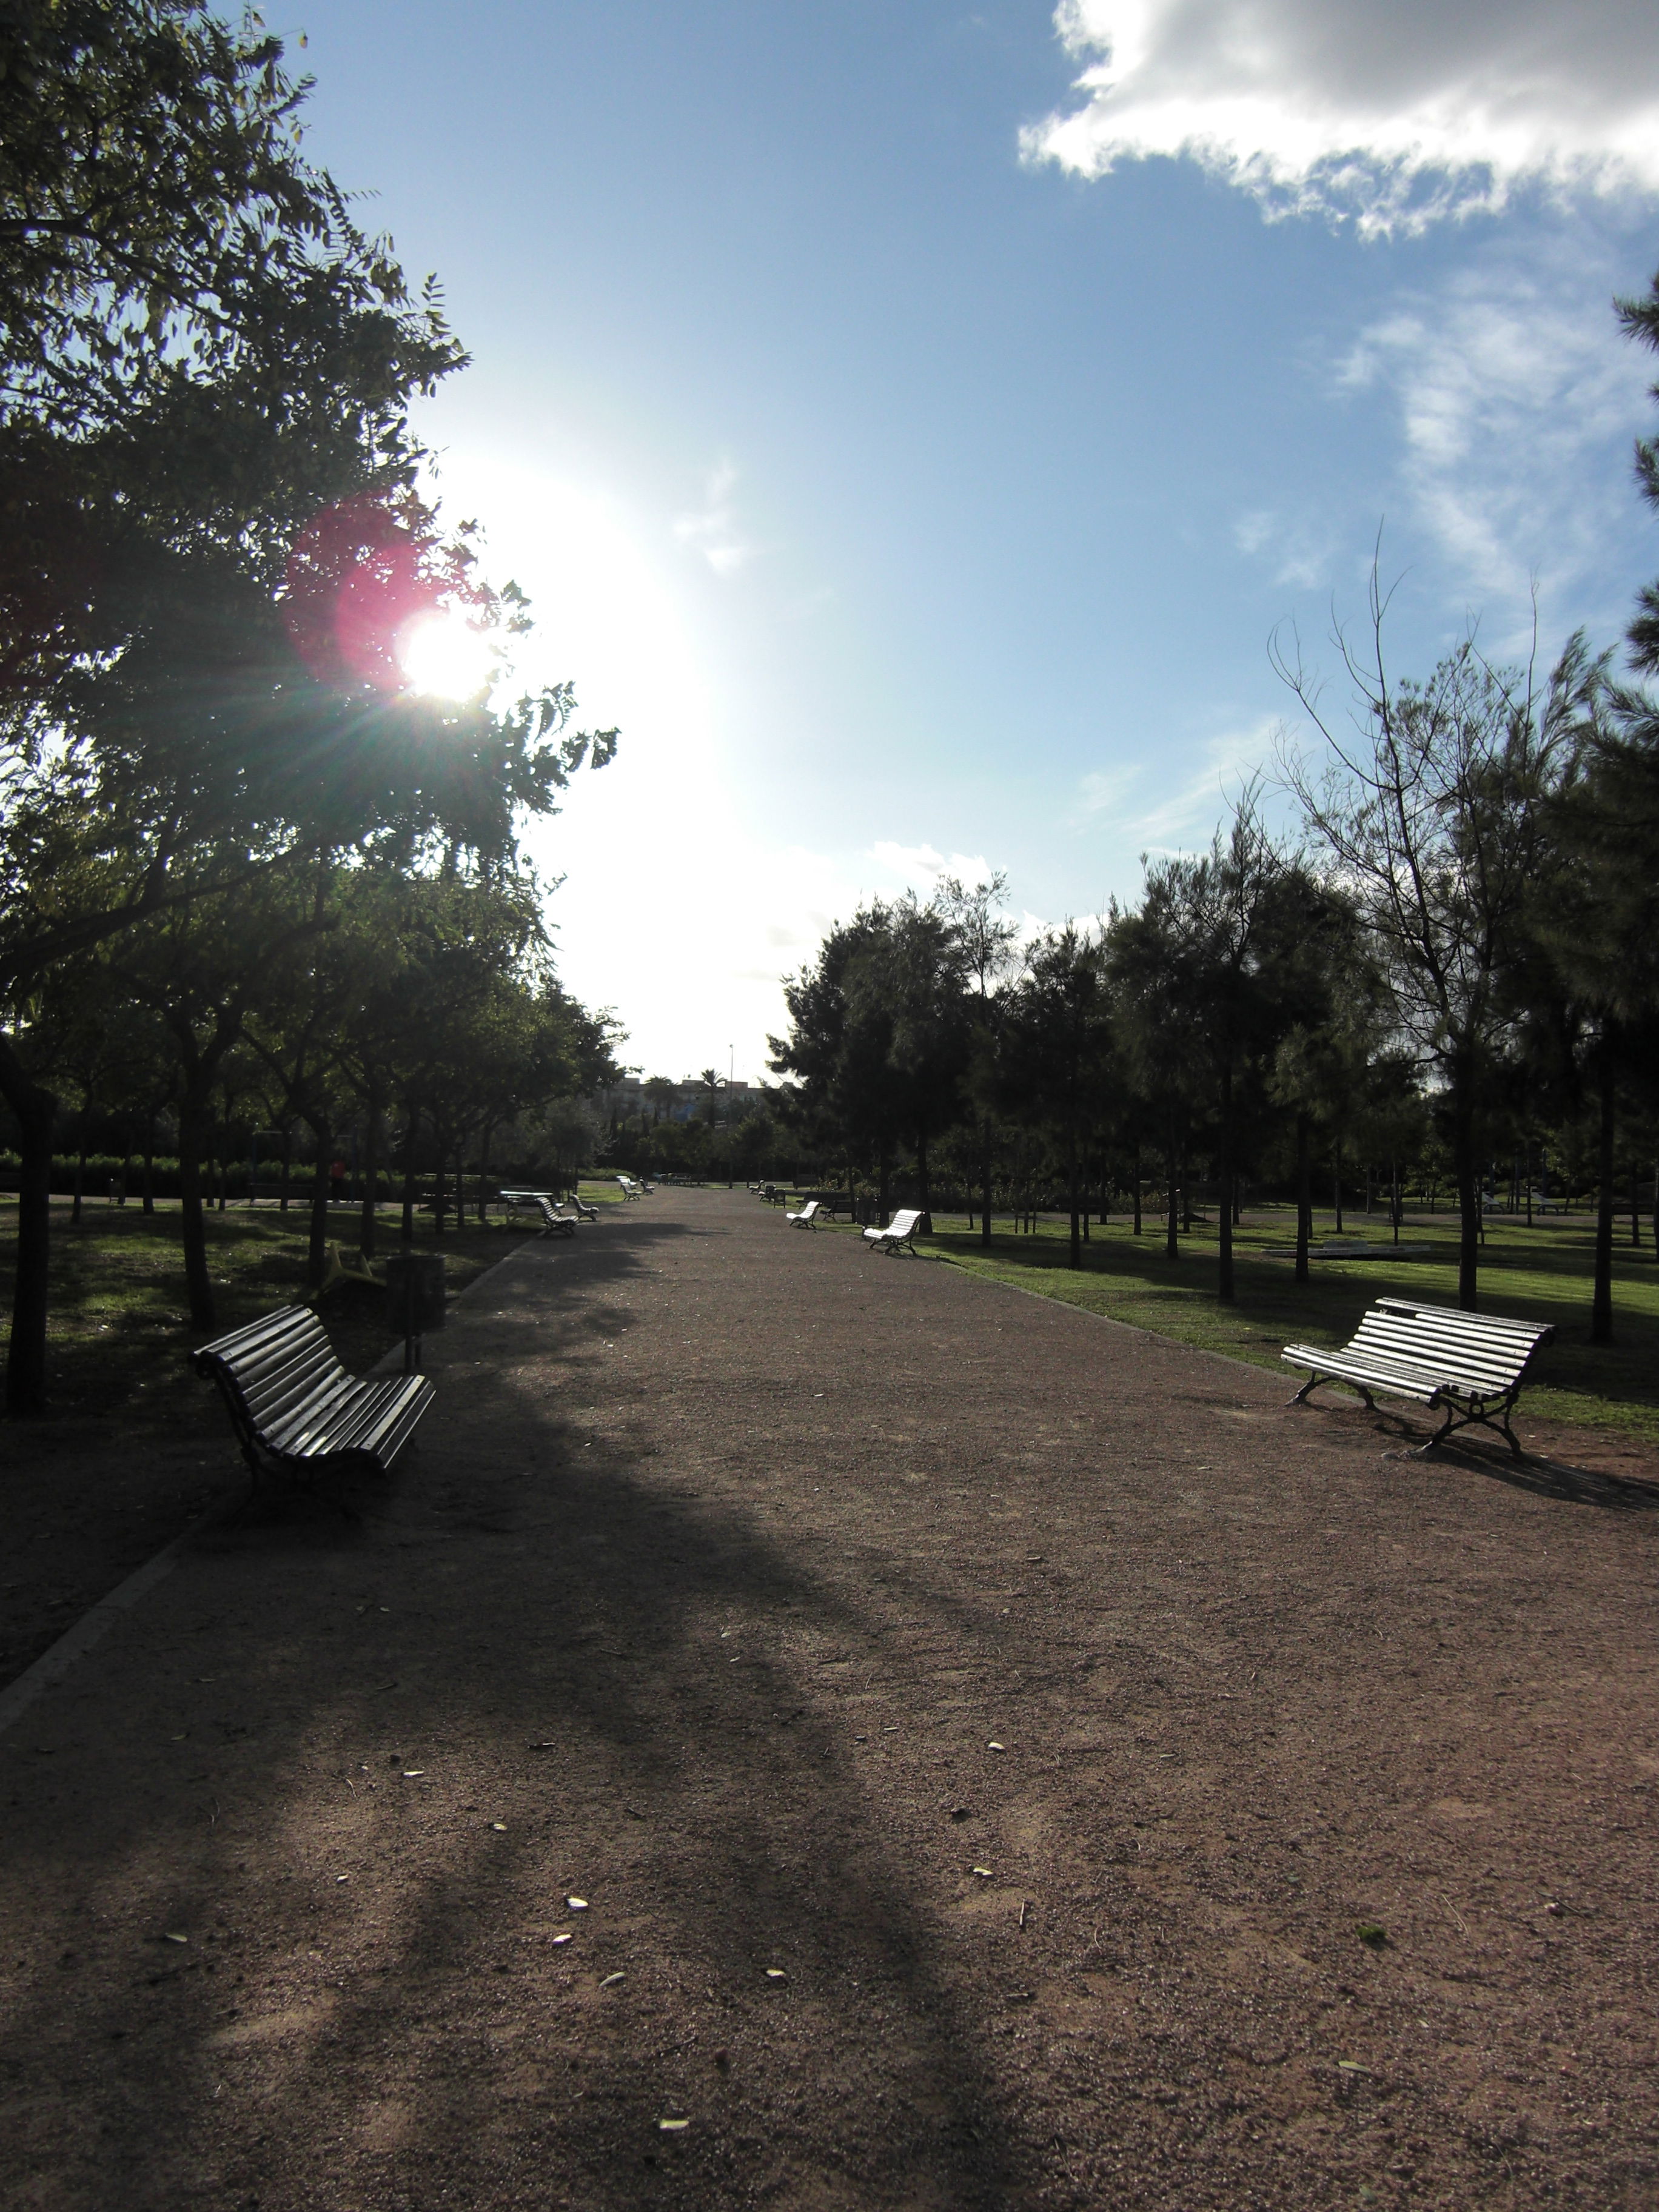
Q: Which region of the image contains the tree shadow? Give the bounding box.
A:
[0,1210,1037,2208]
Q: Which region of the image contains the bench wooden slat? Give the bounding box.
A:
[192,1305,435,1495]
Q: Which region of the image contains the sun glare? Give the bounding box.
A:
[397,609,495,700]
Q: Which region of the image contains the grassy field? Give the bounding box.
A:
[0,1196,540,1428]
[837,1203,1659,1445]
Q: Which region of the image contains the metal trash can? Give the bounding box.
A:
[386,1252,445,1371]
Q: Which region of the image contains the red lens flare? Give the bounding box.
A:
[282,492,447,692]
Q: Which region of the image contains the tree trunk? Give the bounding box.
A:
[878,1142,891,1225]
[142,1121,155,1215]
[1067,1130,1081,1271]
[1164,1127,1179,1261]
[72,1134,85,1226]
[478,1122,494,1227]
[1632,1161,1642,1249]
[1,1037,56,1417]
[360,1111,379,1260]
[917,1127,932,1236]
[980,1122,993,1248]
[1333,1134,1344,1235]
[1592,1059,1616,1345]
[1453,1088,1480,1313]
[1217,1069,1235,1304]
[1132,1143,1142,1236]
[306,1119,331,1290]
[177,1096,216,1333]
[1295,1111,1311,1285]
[278,1131,291,1215]
[401,1108,420,1244]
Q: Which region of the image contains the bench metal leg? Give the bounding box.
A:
[1288,1374,1376,1412]
[1418,1393,1526,1460]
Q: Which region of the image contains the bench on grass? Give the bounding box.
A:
[1282,1296,1555,1458]
[786,1199,821,1229]
[616,1175,645,1201]
[527,1194,579,1238]
[501,1187,598,1224]
[192,1305,434,1495]
[315,1241,384,1298]
[863,1207,923,1256]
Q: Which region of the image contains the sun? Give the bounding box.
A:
[397,609,495,700]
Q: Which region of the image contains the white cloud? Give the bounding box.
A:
[1335,245,1652,617]
[1121,720,1278,851]
[1232,509,1333,591]
[1074,763,1145,817]
[1025,1,1659,236]
[673,459,759,577]
[866,840,998,892]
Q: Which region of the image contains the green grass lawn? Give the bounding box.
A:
[0,1198,528,1427]
[576,1178,633,1205]
[843,1205,1659,1445]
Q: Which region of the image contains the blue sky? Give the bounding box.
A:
[297,2,1659,1081]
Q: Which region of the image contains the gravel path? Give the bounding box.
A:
[2,1187,1655,2211]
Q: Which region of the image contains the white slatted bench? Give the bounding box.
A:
[526,1194,578,1238]
[1283,1296,1555,1457]
[785,1199,821,1228]
[192,1305,434,1496]
[863,1207,923,1256]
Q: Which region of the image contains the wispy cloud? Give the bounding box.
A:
[1335,243,1652,622]
[674,460,759,578]
[1119,721,1278,853]
[1070,763,1145,825]
[1024,1,1659,237]
[1232,509,1334,591]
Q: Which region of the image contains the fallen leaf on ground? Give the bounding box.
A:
[765,1968,787,1980]
[552,1933,573,1946]
[1355,1922,1387,1946]
[972,1866,993,1878]
[1338,2060,1370,2074]
[988,1741,1005,1752]
[566,1895,589,1911]
[600,1972,625,1988]
[401,1769,425,1778]
[658,2117,690,2132]
[163,1932,188,1946]
[491,1822,508,1832]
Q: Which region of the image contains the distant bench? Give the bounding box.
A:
[1282,1296,1555,1458]
[192,1305,434,1498]
[863,1207,923,1256]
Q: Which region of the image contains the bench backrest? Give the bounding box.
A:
[192,1305,348,1444]
[882,1209,923,1238]
[1353,1297,1554,1393]
[794,1201,819,1221]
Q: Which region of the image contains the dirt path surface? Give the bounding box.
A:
[3,1189,1657,2211]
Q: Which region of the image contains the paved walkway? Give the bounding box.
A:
[2,1190,1655,2210]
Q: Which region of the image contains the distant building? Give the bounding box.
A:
[592,1075,757,1127]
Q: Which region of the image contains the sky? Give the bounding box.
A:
[295,1,1659,1084]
